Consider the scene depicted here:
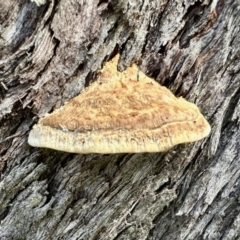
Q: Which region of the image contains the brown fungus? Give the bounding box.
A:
[28,55,211,153]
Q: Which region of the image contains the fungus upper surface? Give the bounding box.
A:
[28,55,211,153]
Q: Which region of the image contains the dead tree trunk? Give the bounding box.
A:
[0,0,239,239]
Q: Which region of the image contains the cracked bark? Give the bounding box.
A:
[0,0,239,239]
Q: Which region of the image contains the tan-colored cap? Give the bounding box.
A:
[28,54,211,153]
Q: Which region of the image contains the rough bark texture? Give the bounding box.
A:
[0,0,239,239]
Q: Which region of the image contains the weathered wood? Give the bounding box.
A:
[0,0,239,239]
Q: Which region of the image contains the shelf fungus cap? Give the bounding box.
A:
[28,55,211,154]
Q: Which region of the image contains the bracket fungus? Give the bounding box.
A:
[28,54,211,154]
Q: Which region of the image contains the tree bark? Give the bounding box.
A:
[0,0,239,239]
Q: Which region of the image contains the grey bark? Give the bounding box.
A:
[0,0,240,239]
